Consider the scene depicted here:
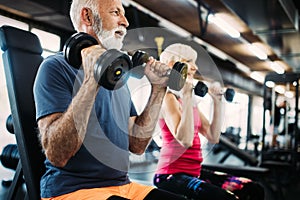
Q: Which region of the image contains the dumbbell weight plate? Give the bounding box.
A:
[6,114,14,134]
[194,81,208,97]
[94,49,132,90]
[0,144,19,170]
[168,62,188,91]
[63,32,98,69]
[224,88,235,102]
[131,50,149,79]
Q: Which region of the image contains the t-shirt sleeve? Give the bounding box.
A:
[33,55,74,121]
[130,100,137,117]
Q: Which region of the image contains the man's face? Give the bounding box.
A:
[93,0,129,50]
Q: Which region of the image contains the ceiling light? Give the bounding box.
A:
[250,71,265,83]
[265,81,275,88]
[270,61,285,74]
[208,14,240,38]
[236,63,251,74]
[193,36,206,46]
[247,43,268,60]
[293,81,298,86]
[186,0,198,7]
[285,91,294,98]
[206,45,228,60]
[158,20,191,38]
[125,0,191,38]
[275,85,285,94]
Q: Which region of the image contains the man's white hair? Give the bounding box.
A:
[160,43,197,65]
[70,0,99,31]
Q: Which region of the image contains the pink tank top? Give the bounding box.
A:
[155,100,203,177]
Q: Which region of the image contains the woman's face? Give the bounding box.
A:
[183,59,198,78]
[168,59,198,79]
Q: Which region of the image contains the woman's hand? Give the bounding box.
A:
[208,81,223,102]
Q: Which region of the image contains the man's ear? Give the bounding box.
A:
[81,7,93,26]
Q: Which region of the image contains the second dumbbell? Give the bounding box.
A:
[63,32,132,90]
[194,81,235,102]
[130,50,188,91]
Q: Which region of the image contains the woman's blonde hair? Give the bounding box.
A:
[160,43,197,65]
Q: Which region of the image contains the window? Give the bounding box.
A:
[31,28,60,57]
[0,15,28,30]
[0,16,60,151]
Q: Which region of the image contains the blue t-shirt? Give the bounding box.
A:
[33,52,137,198]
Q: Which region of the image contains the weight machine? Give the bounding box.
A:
[262,72,299,167]
[261,72,300,199]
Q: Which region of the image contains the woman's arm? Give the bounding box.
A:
[198,82,224,144]
[161,78,195,148]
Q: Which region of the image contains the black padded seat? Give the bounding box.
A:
[0,25,45,200]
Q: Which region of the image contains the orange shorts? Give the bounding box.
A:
[41,182,155,200]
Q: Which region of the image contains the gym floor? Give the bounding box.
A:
[0,143,299,200]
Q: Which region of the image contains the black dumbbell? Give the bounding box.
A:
[224,88,235,102]
[6,114,14,134]
[0,144,19,170]
[131,50,188,91]
[194,81,208,97]
[63,32,132,90]
[194,81,235,102]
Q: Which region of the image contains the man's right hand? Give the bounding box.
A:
[81,45,106,85]
[144,57,169,88]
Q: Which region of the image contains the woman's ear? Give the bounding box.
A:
[168,60,175,68]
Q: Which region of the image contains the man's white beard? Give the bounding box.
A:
[92,14,126,50]
[97,28,126,50]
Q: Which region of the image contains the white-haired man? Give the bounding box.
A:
[33,0,186,199]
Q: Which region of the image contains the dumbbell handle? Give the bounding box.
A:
[130,50,187,91]
[194,81,235,102]
[131,53,171,77]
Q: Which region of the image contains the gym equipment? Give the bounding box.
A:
[261,72,300,198]
[262,72,300,162]
[6,114,14,134]
[63,32,132,90]
[131,50,188,91]
[217,135,259,166]
[0,25,45,200]
[0,144,19,170]
[194,81,235,102]
[194,81,208,97]
[224,88,235,102]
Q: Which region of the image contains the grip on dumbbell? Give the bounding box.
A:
[131,50,187,91]
[63,32,98,69]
